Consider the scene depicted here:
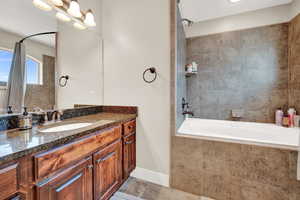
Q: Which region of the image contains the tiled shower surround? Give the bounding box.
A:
[171,14,300,200]
[289,13,300,113]
[25,55,55,111]
[186,23,290,123]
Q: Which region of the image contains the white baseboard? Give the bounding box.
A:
[130,167,170,187]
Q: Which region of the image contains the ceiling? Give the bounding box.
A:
[0,0,57,47]
[179,0,293,23]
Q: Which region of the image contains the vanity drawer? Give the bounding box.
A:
[0,163,18,200]
[123,120,136,136]
[95,126,122,148]
[34,126,121,180]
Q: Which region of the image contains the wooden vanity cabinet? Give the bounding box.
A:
[123,120,136,136]
[93,140,122,200]
[123,133,136,179]
[0,119,137,200]
[7,194,22,200]
[0,163,19,200]
[36,157,93,200]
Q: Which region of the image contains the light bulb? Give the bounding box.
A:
[33,0,52,11]
[84,9,96,27]
[56,12,71,22]
[50,0,63,6]
[67,0,82,18]
[73,22,86,30]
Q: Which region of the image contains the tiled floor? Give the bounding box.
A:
[110,177,203,200]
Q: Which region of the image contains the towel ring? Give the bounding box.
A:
[59,75,69,87]
[143,67,157,83]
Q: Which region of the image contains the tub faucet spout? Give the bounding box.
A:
[183,111,194,116]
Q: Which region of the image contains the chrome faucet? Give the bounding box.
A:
[182,98,189,111]
[47,110,63,123]
[57,110,63,121]
[182,105,194,119]
[182,98,194,119]
[52,110,63,122]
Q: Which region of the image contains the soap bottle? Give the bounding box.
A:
[282,114,290,127]
[288,108,296,128]
[18,107,32,130]
[7,106,13,114]
[275,108,283,126]
[192,62,198,73]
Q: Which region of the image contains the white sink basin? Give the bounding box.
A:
[39,123,93,133]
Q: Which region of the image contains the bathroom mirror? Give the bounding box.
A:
[0,0,57,115]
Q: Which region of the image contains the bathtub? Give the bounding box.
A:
[177,118,300,150]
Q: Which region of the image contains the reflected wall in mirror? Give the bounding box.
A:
[0,0,57,114]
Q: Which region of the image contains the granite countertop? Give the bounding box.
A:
[0,112,137,165]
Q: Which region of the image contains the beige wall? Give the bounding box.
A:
[56,0,103,109]
[185,4,291,38]
[102,0,171,180]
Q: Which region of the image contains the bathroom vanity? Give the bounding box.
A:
[0,106,137,200]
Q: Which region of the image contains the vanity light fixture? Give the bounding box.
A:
[56,12,71,22]
[73,22,86,30]
[32,0,95,30]
[229,0,241,3]
[33,0,52,11]
[50,0,63,6]
[84,9,96,27]
[67,0,82,18]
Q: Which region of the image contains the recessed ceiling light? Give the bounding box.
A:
[229,0,241,3]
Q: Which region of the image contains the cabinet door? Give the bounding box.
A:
[36,157,93,200]
[0,163,18,200]
[123,134,136,179]
[94,140,122,200]
[7,194,22,200]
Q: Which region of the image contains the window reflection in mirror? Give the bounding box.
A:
[0,48,42,86]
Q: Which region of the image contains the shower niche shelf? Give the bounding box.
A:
[185,72,197,77]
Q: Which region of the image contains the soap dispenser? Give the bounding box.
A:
[18,107,32,130]
[7,106,13,114]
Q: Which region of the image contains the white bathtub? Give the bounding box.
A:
[178,118,300,150]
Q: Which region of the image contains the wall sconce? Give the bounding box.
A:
[67,0,82,18]
[33,0,52,11]
[84,9,96,27]
[56,12,71,22]
[32,0,96,30]
[50,0,63,6]
[73,22,87,30]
